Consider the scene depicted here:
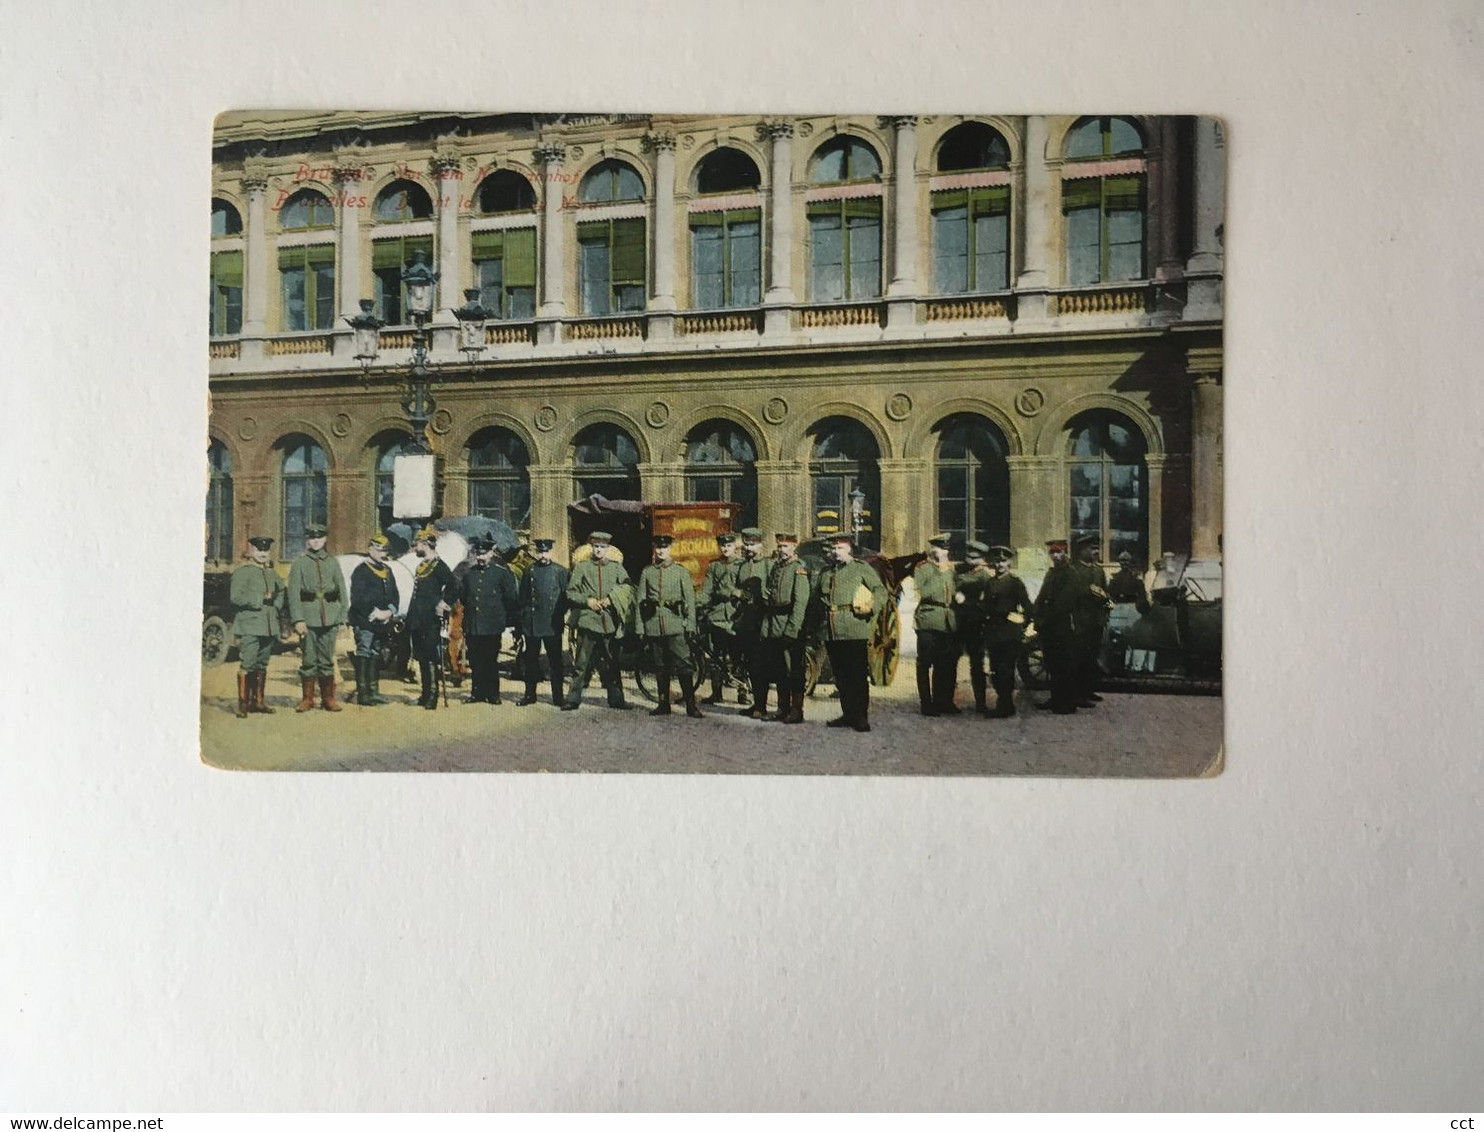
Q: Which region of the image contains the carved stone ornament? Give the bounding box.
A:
[331,412,352,438]
[645,401,671,428]
[534,405,558,432]
[430,408,453,435]
[681,134,696,149]
[796,121,814,138]
[885,393,913,422]
[878,115,918,131]
[757,120,795,142]
[429,152,462,178]
[238,416,258,441]
[1014,388,1046,417]
[569,145,584,160]
[641,132,676,154]
[762,397,788,425]
[533,142,567,165]
[331,164,366,186]
[240,173,269,194]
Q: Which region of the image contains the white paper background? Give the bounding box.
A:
[3,0,1482,1112]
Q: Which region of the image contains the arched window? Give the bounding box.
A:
[477,170,537,214]
[695,147,761,195]
[935,122,1011,173]
[683,420,758,528]
[206,439,233,561]
[371,433,415,535]
[934,414,1009,554]
[578,159,645,203]
[467,427,532,529]
[1067,411,1148,562]
[573,423,641,502]
[211,198,242,237]
[279,435,328,558]
[576,160,647,315]
[808,416,880,549]
[807,137,883,302]
[373,179,434,222]
[690,149,762,309]
[1062,116,1147,285]
[932,124,1011,293]
[278,189,335,231]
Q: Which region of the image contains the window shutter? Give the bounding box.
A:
[407,235,433,262]
[576,220,605,243]
[213,250,243,288]
[843,196,882,220]
[611,218,646,286]
[689,211,725,228]
[970,185,1010,215]
[470,230,504,260]
[806,199,839,219]
[1062,179,1101,211]
[372,239,403,269]
[503,227,536,287]
[931,189,968,212]
[1104,175,1145,211]
[725,207,761,226]
[304,242,335,266]
[278,245,303,270]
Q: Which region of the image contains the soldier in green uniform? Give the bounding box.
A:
[633,534,703,718]
[229,535,286,718]
[809,532,890,733]
[760,531,812,724]
[953,540,995,715]
[696,532,743,705]
[912,533,960,716]
[287,522,348,713]
[981,545,1032,718]
[734,528,772,719]
[1069,532,1113,707]
[561,531,633,712]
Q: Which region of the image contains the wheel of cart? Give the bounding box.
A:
[796,539,907,695]
[201,615,231,667]
[1017,634,1051,691]
[629,634,706,704]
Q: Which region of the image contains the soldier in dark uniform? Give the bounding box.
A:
[516,537,569,706]
[808,532,890,733]
[459,534,519,705]
[760,531,812,724]
[697,532,743,705]
[981,545,1032,718]
[633,534,702,718]
[287,522,348,713]
[407,526,457,710]
[952,539,995,715]
[1108,549,1151,613]
[348,532,400,707]
[229,535,286,718]
[561,531,633,712]
[1033,539,1078,713]
[912,533,960,716]
[734,528,773,719]
[1070,533,1113,707]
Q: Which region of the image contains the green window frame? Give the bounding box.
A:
[371,235,435,324]
[278,243,336,331]
[806,197,882,301]
[689,208,761,309]
[576,217,646,315]
[210,250,243,336]
[470,227,537,320]
[1062,174,1146,285]
[931,186,1011,293]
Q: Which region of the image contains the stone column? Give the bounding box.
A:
[882,116,919,329]
[637,460,684,502]
[528,464,574,562]
[1143,453,1168,562]
[1006,455,1061,566]
[534,142,568,342]
[431,152,464,330]
[332,161,365,326]
[1185,118,1226,320]
[1154,117,1183,281]
[240,166,271,362]
[1014,116,1055,324]
[235,472,272,551]
[325,469,362,550]
[644,132,678,341]
[753,459,808,543]
[1187,353,1223,559]
[759,121,796,337]
[876,457,930,557]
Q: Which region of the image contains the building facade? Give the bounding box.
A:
[208,111,1224,575]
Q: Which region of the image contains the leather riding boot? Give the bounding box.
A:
[680,674,704,718]
[650,675,672,716]
[319,676,343,712]
[235,673,250,718]
[742,689,769,720]
[294,677,316,712]
[518,683,538,706]
[702,674,724,705]
[367,658,389,706]
[353,658,369,705]
[971,671,989,716]
[252,670,275,713]
[783,689,805,724]
[417,661,433,707]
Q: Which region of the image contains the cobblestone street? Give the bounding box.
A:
[200,643,1222,776]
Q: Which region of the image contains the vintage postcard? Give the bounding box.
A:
[202,110,1224,775]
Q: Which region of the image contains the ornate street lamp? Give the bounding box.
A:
[347,299,384,376]
[452,288,493,362]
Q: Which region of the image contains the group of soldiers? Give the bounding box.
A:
[227,522,1134,726]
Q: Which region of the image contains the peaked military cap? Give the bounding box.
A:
[304,522,328,538]
[367,533,390,549]
[414,526,438,544]
[652,534,674,548]
[247,535,275,551]
[738,527,763,541]
[1073,532,1101,550]
[472,534,496,552]
[988,545,1013,562]
[927,532,952,549]
[716,532,738,545]
[589,530,613,544]
[533,537,555,551]
[826,532,855,545]
[1045,539,1069,553]
[964,539,989,560]
[774,531,800,544]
